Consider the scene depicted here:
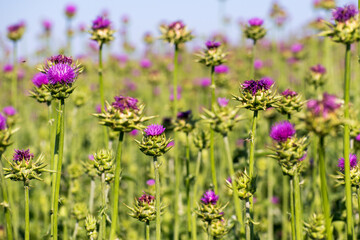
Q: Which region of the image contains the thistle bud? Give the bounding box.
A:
[29,72,52,104]
[196,41,227,67]
[85,215,98,239]
[159,20,194,45]
[89,16,115,46]
[244,18,266,42]
[274,89,304,116]
[0,115,17,154]
[174,110,197,133]
[305,64,327,89]
[7,21,26,42]
[226,169,256,200]
[196,190,227,223]
[136,124,173,157]
[304,213,326,239]
[209,218,231,239]
[193,129,210,150]
[333,154,360,187]
[125,192,162,223]
[72,202,88,221]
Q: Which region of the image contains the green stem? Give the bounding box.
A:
[53,99,66,240]
[319,136,333,240]
[207,223,212,240]
[173,44,180,240]
[25,185,30,240]
[192,150,202,240]
[357,186,360,236]
[72,221,78,240]
[89,179,95,214]
[290,178,296,240]
[67,19,72,55]
[223,134,244,235]
[293,171,303,240]
[110,131,124,240]
[250,41,256,79]
[0,154,13,240]
[343,43,354,240]
[50,101,56,239]
[185,133,191,238]
[154,156,161,240]
[98,43,109,147]
[210,66,218,194]
[146,222,150,240]
[101,173,107,240]
[267,159,274,240]
[11,41,17,108]
[281,175,289,240]
[245,198,251,240]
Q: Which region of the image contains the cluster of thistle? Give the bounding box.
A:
[37,55,83,100]
[226,169,256,199]
[274,89,304,116]
[136,124,172,157]
[314,0,336,10]
[214,65,230,88]
[143,32,154,45]
[304,213,326,239]
[201,98,242,136]
[0,111,17,154]
[320,4,360,44]
[193,129,210,150]
[3,149,49,186]
[125,192,162,223]
[269,2,288,27]
[89,16,115,46]
[269,121,308,176]
[196,41,227,67]
[243,17,267,42]
[305,64,327,90]
[173,110,197,133]
[7,21,25,42]
[302,93,342,136]
[85,215,98,239]
[333,154,360,187]
[159,20,194,46]
[195,190,230,239]
[29,72,52,104]
[94,96,154,132]
[84,149,114,182]
[233,77,280,111]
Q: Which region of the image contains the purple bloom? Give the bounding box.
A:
[146,179,155,186]
[355,134,360,142]
[78,23,86,32]
[111,96,139,112]
[48,55,73,65]
[338,154,357,172]
[3,106,16,116]
[170,86,182,101]
[214,65,229,74]
[200,78,211,88]
[272,196,280,204]
[248,17,264,26]
[42,19,52,31]
[167,141,175,147]
[226,177,232,183]
[299,153,307,161]
[140,59,152,69]
[291,43,303,53]
[65,4,77,17]
[254,59,263,70]
[129,129,139,136]
[217,97,229,107]
[177,110,192,120]
[0,113,6,130]
[13,149,34,163]
[281,89,298,97]
[332,5,358,22]
[47,63,76,85]
[201,190,219,205]
[3,64,13,73]
[242,78,274,95]
[7,21,25,33]
[91,16,111,30]
[310,64,326,74]
[138,193,155,204]
[270,121,296,142]
[144,124,166,136]
[307,93,341,117]
[32,72,48,88]
[169,20,185,30]
[205,40,221,49]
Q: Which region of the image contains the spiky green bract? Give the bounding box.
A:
[0,128,17,154]
[193,129,211,150]
[226,169,256,200]
[269,136,308,176]
[243,24,267,42]
[71,202,88,221]
[174,111,197,133]
[209,218,232,239]
[29,85,52,104]
[195,201,228,224]
[85,215,98,239]
[89,24,115,46]
[89,149,115,182]
[333,165,360,187]
[94,101,154,132]
[274,93,304,116]
[304,213,326,240]
[195,45,227,67]
[136,132,173,157]
[159,21,194,45]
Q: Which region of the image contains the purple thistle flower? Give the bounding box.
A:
[91,16,111,30]
[307,93,341,117]
[310,64,326,74]
[47,63,76,85]
[144,124,166,136]
[214,65,229,74]
[167,141,175,147]
[177,110,192,120]
[355,134,360,142]
[338,154,357,172]
[281,89,298,97]
[111,96,139,112]
[169,20,185,30]
[291,43,303,53]
[254,59,263,70]
[32,72,48,88]
[205,40,221,49]
[88,154,94,161]
[146,179,155,186]
[201,190,219,205]
[217,97,229,107]
[3,106,16,116]
[3,64,13,73]
[248,17,264,26]
[7,21,25,33]
[270,121,296,142]
[200,78,211,88]
[243,78,274,95]
[0,113,6,130]
[65,4,77,18]
[13,149,34,163]
[48,55,73,65]
[129,129,139,136]
[272,196,280,204]
[138,193,155,204]
[226,177,232,183]
[332,5,358,23]
[42,19,52,31]
[139,59,152,69]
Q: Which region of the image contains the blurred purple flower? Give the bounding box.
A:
[177,110,192,120]
[0,113,6,130]
[144,124,166,136]
[307,93,341,117]
[201,190,219,205]
[146,179,155,186]
[138,193,155,204]
[65,4,77,18]
[291,43,303,53]
[129,129,139,136]
[140,59,152,69]
[205,40,221,49]
[112,96,139,112]
[248,17,264,26]
[281,89,298,97]
[214,65,229,74]
[217,97,229,107]
[338,154,357,172]
[32,72,49,88]
[355,134,360,142]
[88,154,94,161]
[3,64,13,73]
[310,64,326,74]
[13,149,34,163]
[42,19,52,31]
[169,20,184,30]
[7,21,25,33]
[170,86,182,101]
[270,121,296,142]
[242,77,274,95]
[332,5,358,22]
[200,78,211,88]
[167,141,175,147]
[254,59,263,70]
[91,16,111,30]
[272,196,280,204]
[3,106,16,116]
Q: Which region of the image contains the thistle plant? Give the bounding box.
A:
[305,64,327,95]
[274,89,304,118]
[136,124,172,240]
[64,4,77,54]
[7,21,25,107]
[29,72,52,105]
[269,121,308,240]
[38,54,82,240]
[71,202,88,239]
[304,213,326,240]
[89,15,115,146]
[196,40,227,195]
[160,20,193,240]
[4,149,50,240]
[85,215,98,240]
[94,95,153,240]
[320,5,360,238]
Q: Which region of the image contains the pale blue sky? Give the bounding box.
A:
[0,0,354,59]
